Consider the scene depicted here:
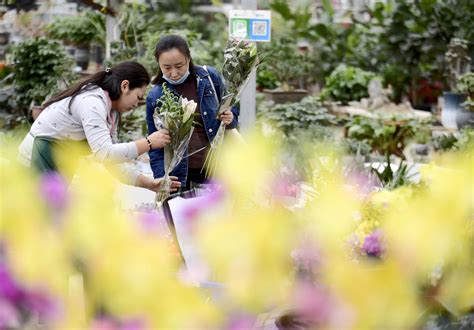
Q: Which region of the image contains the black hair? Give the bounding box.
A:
[152,34,195,85]
[43,61,150,109]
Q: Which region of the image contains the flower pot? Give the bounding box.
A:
[65,45,75,57]
[455,107,474,129]
[441,92,466,129]
[0,32,9,45]
[74,46,90,71]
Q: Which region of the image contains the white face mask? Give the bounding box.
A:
[163,70,190,85]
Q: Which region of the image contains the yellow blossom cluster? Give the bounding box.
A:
[0,131,472,329]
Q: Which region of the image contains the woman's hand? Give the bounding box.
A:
[148,176,181,193]
[148,129,171,149]
[219,111,234,126]
[136,175,181,193]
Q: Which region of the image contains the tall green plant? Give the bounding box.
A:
[11,37,74,113]
[46,10,105,46]
[354,0,474,102]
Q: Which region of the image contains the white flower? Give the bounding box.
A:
[182,97,197,122]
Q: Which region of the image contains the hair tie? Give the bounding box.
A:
[105,67,112,75]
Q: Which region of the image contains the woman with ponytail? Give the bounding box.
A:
[18,61,180,193]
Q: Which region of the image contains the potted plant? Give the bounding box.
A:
[257,36,313,103]
[441,38,471,129]
[320,64,379,105]
[345,115,425,159]
[46,10,105,70]
[454,72,474,129]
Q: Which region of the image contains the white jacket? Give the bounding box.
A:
[18,87,141,184]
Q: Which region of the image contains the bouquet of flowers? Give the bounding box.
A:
[202,39,262,177]
[154,84,197,204]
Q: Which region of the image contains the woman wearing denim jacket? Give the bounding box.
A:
[146,35,239,189]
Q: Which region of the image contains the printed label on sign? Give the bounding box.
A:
[229,10,271,42]
[252,21,267,36]
[232,19,248,38]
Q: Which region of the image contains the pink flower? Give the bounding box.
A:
[272,175,300,199]
[226,314,256,330]
[0,298,20,329]
[179,183,225,222]
[291,241,321,273]
[136,211,167,235]
[121,318,147,330]
[39,172,68,210]
[345,170,381,198]
[90,318,118,330]
[291,282,333,326]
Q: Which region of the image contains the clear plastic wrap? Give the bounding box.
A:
[203,40,261,177]
[153,87,197,205]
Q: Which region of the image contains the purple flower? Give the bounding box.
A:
[39,172,68,210]
[0,262,24,303]
[362,229,384,257]
[23,288,60,321]
[0,262,59,326]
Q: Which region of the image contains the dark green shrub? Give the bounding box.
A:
[257,36,313,90]
[11,37,74,113]
[256,69,278,90]
[258,96,337,138]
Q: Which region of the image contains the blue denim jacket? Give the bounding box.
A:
[146,65,239,184]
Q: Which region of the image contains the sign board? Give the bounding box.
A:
[229,10,271,42]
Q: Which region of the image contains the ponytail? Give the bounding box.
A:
[42,71,108,109]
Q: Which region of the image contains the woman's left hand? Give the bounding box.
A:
[137,175,181,193]
[149,176,181,193]
[219,111,233,126]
